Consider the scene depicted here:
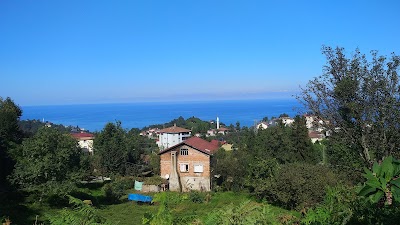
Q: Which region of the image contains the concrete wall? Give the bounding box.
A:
[160,144,211,192]
[142,185,160,193]
[158,132,191,149]
[78,139,94,154]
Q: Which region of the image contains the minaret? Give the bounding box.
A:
[217,117,220,130]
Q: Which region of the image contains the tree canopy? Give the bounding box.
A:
[0,97,22,188]
[298,46,400,167]
[10,127,82,198]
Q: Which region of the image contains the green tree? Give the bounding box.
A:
[0,97,22,188]
[10,127,82,199]
[267,163,339,209]
[279,113,289,118]
[299,46,400,167]
[291,115,318,163]
[94,122,130,176]
[235,121,241,131]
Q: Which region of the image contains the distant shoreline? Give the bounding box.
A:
[21,98,303,132]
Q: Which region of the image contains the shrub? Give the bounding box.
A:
[267,163,339,209]
[203,200,281,225]
[189,191,206,203]
[143,176,165,185]
[301,185,356,225]
[102,177,134,202]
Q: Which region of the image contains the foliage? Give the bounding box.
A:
[279,113,290,118]
[94,122,129,175]
[245,157,279,199]
[102,177,134,203]
[298,46,400,166]
[94,121,149,176]
[203,200,280,225]
[142,176,165,185]
[47,195,113,225]
[18,119,76,137]
[142,192,173,225]
[301,185,356,225]
[189,191,206,203]
[10,127,82,199]
[266,163,339,209]
[358,156,400,206]
[211,148,249,191]
[0,97,22,188]
[251,119,318,164]
[142,116,215,135]
[350,200,400,225]
[148,153,160,175]
[324,138,364,181]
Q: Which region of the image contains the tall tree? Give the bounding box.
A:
[291,115,317,163]
[10,127,82,199]
[298,46,400,167]
[0,97,22,188]
[94,122,130,176]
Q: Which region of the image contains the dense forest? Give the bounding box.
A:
[2,47,400,224]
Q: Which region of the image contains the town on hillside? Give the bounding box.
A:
[62,114,330,193]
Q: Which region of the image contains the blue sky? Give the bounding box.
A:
[1,0,399,106]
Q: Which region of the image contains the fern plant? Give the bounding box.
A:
[47,195,114,225]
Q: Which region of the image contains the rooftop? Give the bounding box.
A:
[159,124,191,133]
[159,136,219,155]
[71,132,94,139]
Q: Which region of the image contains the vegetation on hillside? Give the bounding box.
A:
[1,46,400,224]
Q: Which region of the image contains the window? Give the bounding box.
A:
[180,163,189,172]
[180,148,188,155]
[194,164,204,173]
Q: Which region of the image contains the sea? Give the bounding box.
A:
[20,99,303,132]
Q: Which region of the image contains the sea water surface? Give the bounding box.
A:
[21,99,303,131]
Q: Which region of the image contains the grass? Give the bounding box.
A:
[98,191,296,225]
[1,185,297,225]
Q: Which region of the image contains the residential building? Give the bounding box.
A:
[158,136,219,192]
[217,127,230,135]
[157,124,191,150]
[256,121,269,129]
[71,132,95,154]
[308,131,325,143]
[280,117,295,126]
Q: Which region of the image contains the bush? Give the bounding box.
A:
[102,177,134,202]
[189,191,206,203]
[267,163,339,209]
[350,200,400,225]
[143,176,165,185]
[301,185,356,225]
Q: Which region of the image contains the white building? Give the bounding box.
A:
[280,117,295,126]
[256,121,269,129]
[308,131,325,143]
[71,133,95,155]
[157,124,191,150]
[304,114,327,132]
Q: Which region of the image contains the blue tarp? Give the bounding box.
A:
[128,193,152,203]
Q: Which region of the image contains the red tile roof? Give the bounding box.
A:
[159,136,219,155]
[71,133,94,139]
[218,127,230,131]
[159,124,191,133]
[308,131,324,139]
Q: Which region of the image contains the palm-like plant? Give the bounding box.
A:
[359,156,400,206]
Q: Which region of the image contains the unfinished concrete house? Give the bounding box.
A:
[158,136,219,192]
